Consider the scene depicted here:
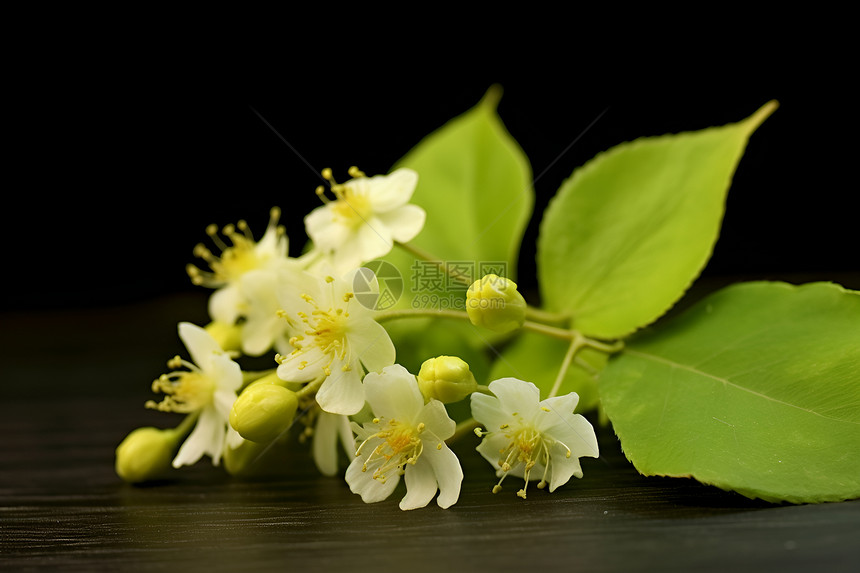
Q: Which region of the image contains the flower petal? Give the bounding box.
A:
[208,353,243,393]
[173,406,224,468]
[241,270,289,356]
[539,392,580,421]
[417,400,456,440]
[353,217,394,262]
[487,378,542,419]
[423,443,463,509]
[348,319,396,374]
[255,218,289,259]
[475,432,514,473]
[548,441,584,492]
[315,361,365,415]
[178,322,223,369]
[345,448,401,503]
[470,392,509,430]
[400,457,438,510]
[366,168,418,212]
[277,346,327,382]
[305,205,351,252]
[241,314,284,357]
[313,411,350,476]
[542,412,600,461]
[376,204,426,243]
[209,286,243,325]
[363,365,424,421]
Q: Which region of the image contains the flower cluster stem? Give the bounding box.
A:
[376,308,473,324]
[375,307,574,342]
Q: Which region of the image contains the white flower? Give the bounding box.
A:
[470,378,599,499]
[147,322,243,467]
[238,268,298,357]
[305,167,425,273]
[345,365,463,510]
[275,268,395,415]
[187,207,293,326]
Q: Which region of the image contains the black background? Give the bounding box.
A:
[9,47,856,311]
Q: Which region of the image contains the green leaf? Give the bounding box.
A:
[486,331,606,411]
[390,85,533,280]
[537,102,778,339]
[378,86,534,365]
[383,85,533,313]
[599,281,860,504]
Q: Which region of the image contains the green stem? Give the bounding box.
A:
[375,307,472,324]
[171,411,200,440]
[547,335,584,398]
[584,338,625,354]
[296,376,326,400]
[376,307,577,342]
[520,321,577,341]
[524,305,570,327]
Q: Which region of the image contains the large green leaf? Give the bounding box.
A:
[600,281,860,503]
[537,102,778,340]
[378,86,534,364]
[389,85,533,282]
[486,331,606,411]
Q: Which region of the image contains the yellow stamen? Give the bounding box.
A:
[186,209,284,288]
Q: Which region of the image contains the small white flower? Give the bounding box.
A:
[147,322,243,467]
[187,207,293,326]
[238,268,297,357]
[346,365,463,510]
[471,378,599,499]
[305,167,426,273]
[275,269,395,415]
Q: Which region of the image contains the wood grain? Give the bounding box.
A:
[2,291,858,572]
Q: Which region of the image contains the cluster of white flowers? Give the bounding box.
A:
[116,166,600,510]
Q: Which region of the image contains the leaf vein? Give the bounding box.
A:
[626,349,860,426]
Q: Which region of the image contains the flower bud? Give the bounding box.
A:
[229,382,298,443]
[417,355,478,403]
[466,274,527,333]
[115,426,178,483]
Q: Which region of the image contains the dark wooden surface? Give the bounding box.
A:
[2,287,859,572]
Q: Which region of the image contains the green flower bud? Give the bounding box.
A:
[417,355,478,403]
[466,274,527,333]
[229,383,298,443]
[115,426,178,483]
